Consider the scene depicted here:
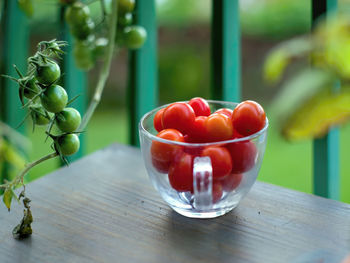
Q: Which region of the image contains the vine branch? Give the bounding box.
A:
[80,0,118,130]
[0,152,58,189]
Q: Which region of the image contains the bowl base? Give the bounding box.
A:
[171,205,236,219]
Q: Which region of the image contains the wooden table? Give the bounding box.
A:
[1,144,349,263]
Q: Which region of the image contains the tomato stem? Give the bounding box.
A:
[79,0,118,130]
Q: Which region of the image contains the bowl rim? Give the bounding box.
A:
[139,100,269,146]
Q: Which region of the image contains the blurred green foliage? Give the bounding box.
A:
[158,46,210,103]
[240,0,311,39]
[264,15,350,141]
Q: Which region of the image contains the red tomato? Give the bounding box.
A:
[215,108,233,118]
[205,113,233,142]
[226,140,257,174]
[188,97,211,117]
[153,108,164,132]
[201,146,232,179]
[187,116,208,143]
[232,100,266,136]
[220,173,243,192]
[162,102,196,134]
[168,153,193,192]
[212,182,223,203]
[151,129,184,173]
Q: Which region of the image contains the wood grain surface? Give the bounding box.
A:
[0,144,349,263]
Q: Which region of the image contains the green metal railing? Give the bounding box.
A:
[0,0,340,200]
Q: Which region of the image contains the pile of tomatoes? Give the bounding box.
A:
[150,98,266,203]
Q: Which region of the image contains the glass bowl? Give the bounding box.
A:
[139,100,268,218]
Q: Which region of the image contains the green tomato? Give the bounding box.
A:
[40,84,68,113]
[70,19,95,40]
[65,1,90,26]
[93,38,108,59]
[118,0,135,14]
[19,75,41,99]
[73,39,94,70]
[31,106,53,125]
[123,26,147,49]
[57,134,80,156]
[35,60,61,85]
[118,13,133,27]
[56,107,81,133]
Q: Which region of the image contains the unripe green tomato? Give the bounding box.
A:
[118,0,135,14]
[93,38,108,59]
[73,40,94,70]
[40,84,68,113]
[35,60,61,85]
[123,26,147,49]
[19,76,41,99]
[56,107,81,133]
[65,1,90,26]
[70,19,95,40]
[118,13,133,27]
[31,106,53,125]
[57,134,80,156]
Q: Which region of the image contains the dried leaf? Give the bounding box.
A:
[282,87,350,140]
[3,188,13,211]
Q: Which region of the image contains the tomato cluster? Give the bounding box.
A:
[151,97,266,203]
[7,40,81,163]
[62,0,146,71]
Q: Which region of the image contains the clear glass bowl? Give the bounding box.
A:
[139,100,268,218]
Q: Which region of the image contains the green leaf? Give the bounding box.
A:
[264,49,290,84]
[269,68,335,121]
[2,140,26,170]
[264,37,313,84]
[282,87,350,141]
[17,0,33,17]
[3,188,13,211]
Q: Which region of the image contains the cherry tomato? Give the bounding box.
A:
[188,97,211,117]
[201,146,232,179]
[220,173,243,192]
[118,0,135,14]
[162,102,195,135]
[150,129,184,173]
[118,13,133,27]
[232,100,266,136]
[65,1,90,26]
[35,60,61,85]
[187,116,208,143]
[212,182,223,203]
[57,134,80,156]
[56,107,81,133]
[205,113,233,142]
[215,108,233,118]
[71,19,95,40]
[226,141,257,174]
[40,84,68,113]
[123,26,147,49]
[93,38,108,59]
[30,106,52,126]
[20,76,40,99]
[153,108,164,132]
[73,39,94,70]
[168,153,193,192]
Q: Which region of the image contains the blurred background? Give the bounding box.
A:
[2,0,350,202]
